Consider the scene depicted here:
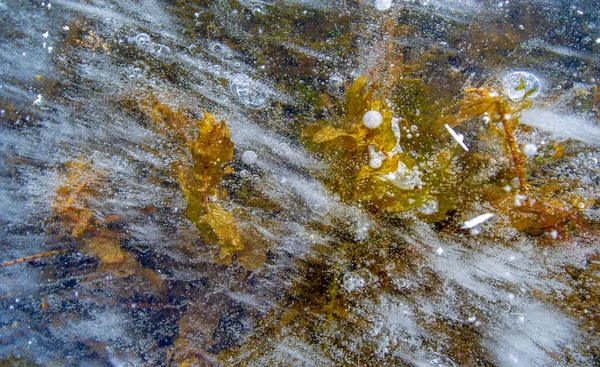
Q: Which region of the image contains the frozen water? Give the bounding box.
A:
[501,71,541,101]
[0,0,599,366]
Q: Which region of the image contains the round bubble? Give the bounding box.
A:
[251,4,266,16]
[374,0,393,12]
[501,71,541,100]
[418,198,438,215]
[148,44,170,57]
[370,158,383,169]
[242,150,257,165]
[362,110,383,129]
[343,269,372,292]
[522,144,537,157]
[229,74,268,109]
[134,33,151,47]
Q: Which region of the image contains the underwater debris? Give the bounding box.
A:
[444,123,469,151]
[461,213,494,229]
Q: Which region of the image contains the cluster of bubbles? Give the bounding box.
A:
[343,268,373,292]
[418,197,438,215]
[380,161,421,190]
[229,74,269,109]
[133,33,171,58]
[327,75,344,96]
[126,66,143,82]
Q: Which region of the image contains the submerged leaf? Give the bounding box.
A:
[199,203,244,262]
[345,76,369,121]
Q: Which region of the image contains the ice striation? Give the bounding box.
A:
[1,0,599,366]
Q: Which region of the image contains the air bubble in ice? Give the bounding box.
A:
[373,0,392,12]
[135,33,151,47]
[343,269,372,292]
[229,74,268,109]
[418,198,438,215]
[211,42,224,55]
[251,4,266,16]
[362,110,383,129]
[380,161,420,190]
[501,71,541,100]
[242,150,257,165]
[522,143,537,157]
[148,44,170,57]
[327,75,344,95]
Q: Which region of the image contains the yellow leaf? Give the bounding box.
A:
[355,155,400,183]
[367,100,396,152]
[345,76,369,122]
[200,203,244,262]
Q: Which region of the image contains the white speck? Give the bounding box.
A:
[33,94,42,105]
[461,213,494,229]
[62,25,70,31]
[503,185,512,192]
[242,150,257,165]
[548,229,558,239]
[436,247,444,255]
[522,143,537,157]
[482,113,491,124]
[444,124,469,151]
[514,194,527,207]
[42,31,49,38]
[374,0,392,12]
[362,110,383,129]
[467,316,476,322]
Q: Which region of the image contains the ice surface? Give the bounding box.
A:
[0,0,599,365]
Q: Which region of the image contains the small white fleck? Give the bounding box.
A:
[461,213,494,229]
[436,247,444,255]
[33,94,42,105]
[42,31,49,38]
[522,144,537,157]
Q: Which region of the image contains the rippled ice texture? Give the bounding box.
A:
[1,0,599,366]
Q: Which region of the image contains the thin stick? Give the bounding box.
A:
[0,249,68,268]
[502,118,527,190]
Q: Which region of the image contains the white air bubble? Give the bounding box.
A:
[522,144,537,157]
[374,0,392,12]
[242,150,257,165]
[362,110,383,129]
